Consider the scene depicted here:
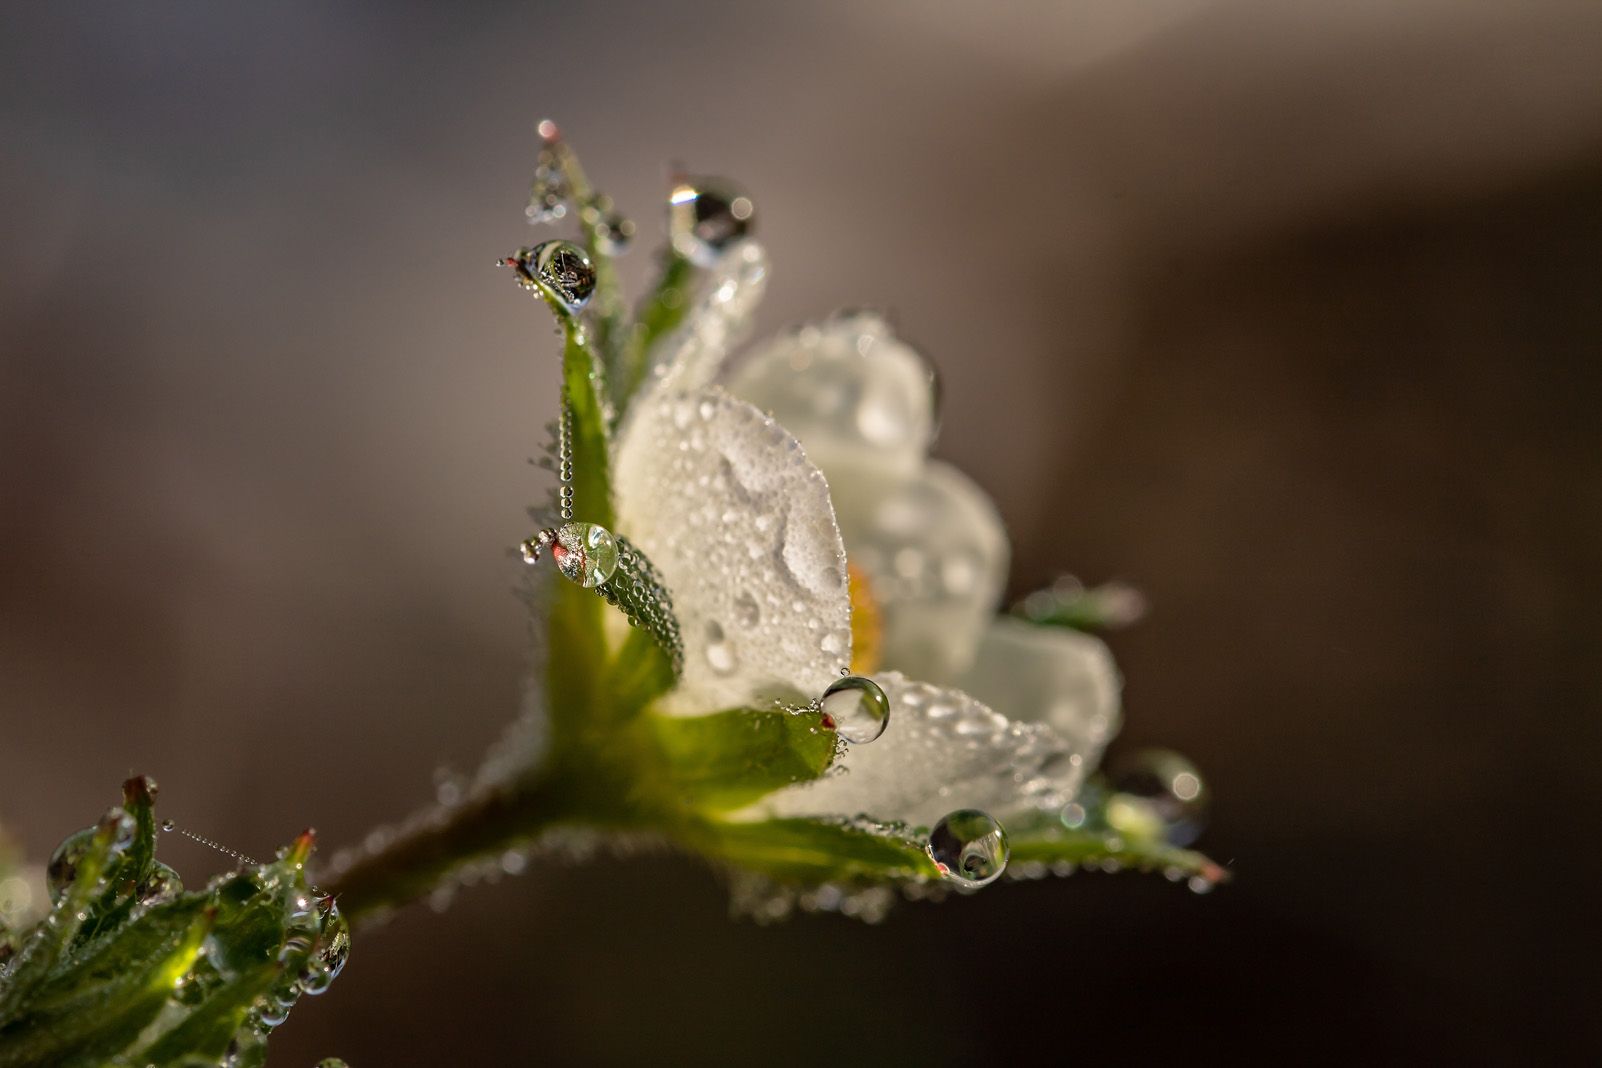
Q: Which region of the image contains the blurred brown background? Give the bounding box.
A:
[3,1,1600,1063]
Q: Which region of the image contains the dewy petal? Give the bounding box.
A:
[613,386,851,713]
[957,617,1122,776]
[635,240,769,406]
[761,671,1090,829]
[724,312,935,515]
[839,460,1008,685]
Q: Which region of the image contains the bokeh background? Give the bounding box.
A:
[4,1,1600,1062]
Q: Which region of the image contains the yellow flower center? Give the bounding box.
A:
[848,562,883,675]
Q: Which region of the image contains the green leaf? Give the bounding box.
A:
[0,783,351,1068]
[653,707,837,811]
[1002,810,1228,888]
[697,817,940,885]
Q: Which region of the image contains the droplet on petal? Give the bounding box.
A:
[927,809,1008,888]
[668,177,754,266]
[819,674,890,744]
[1107,749,1207,846]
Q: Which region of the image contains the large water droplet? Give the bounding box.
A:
[595,209,635,254]
[301,905,351,996]
[532,522,618,587]
[733,590,761,627]
[1106,749,1207,846]
[139,861,183,905]
[45,830,93,904]
[517,240,596,313]
[668,177,754,266]
[927,809,1008,888]
[820,675,890,744]
[45,809,136,903]
[704,620,738,675]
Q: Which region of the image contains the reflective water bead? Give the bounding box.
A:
[926,809,1009,888]
[1106,749,1207,846]
[506,240,596,313]
[596,210,635,254]
[521,524,620,587]
[45,810,136,903]
[819,674,890,744]
[668,177,754,266]
[139,861,183,905]
[301,906,351,996]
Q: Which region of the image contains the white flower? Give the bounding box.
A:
[612,242,1120,830]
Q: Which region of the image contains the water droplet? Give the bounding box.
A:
[525,523,619,587]
[733,590,761,627]
[512,240,596,313]
[668,177,754,266]
[819,628,848,657]
[1107,749,1207,846]
[704,620,738,675]
[45,830,93,903]
[819,675,890,744]
[301,906,351,996]
[595,210,635,254]
[139,861,183,905]
[926,809,1008,888]
[161,819,175,832]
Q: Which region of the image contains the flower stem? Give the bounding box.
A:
[321,775,567,928]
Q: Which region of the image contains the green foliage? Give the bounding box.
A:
[0,778,350,1068]
[699,817,940,885]
[655,707,838,811]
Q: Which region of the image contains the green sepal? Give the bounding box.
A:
[1001,809,1228,887]
[609,627,678,715]
[653,707,837,812]
[696,817,940,885]
[0,783,350,1068]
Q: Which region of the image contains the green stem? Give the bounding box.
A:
[322,775,568,927]
[544,132,628,381]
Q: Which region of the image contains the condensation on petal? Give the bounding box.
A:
[628,240,769,424]
[613,386,850,712]
[842,461,1007,685]
[958,617,1122,777]
[725,311,934,513]
[760,672,1090,829]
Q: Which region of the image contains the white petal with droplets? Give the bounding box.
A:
[725,311,934,508]
[632,240,768,411]
[613,386,850,712]
[838,460,1007,684]
[761,671,1092,829]
[957,617,1122,774]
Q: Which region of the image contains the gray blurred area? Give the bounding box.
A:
[3,1,1601,1061]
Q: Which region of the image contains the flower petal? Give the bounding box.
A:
[760,672,1090,829]
[724,311,935,515]
[839,460,1008,684]
[638,240,769,403]
[613,387,851,713]
[957,617,1122,773]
